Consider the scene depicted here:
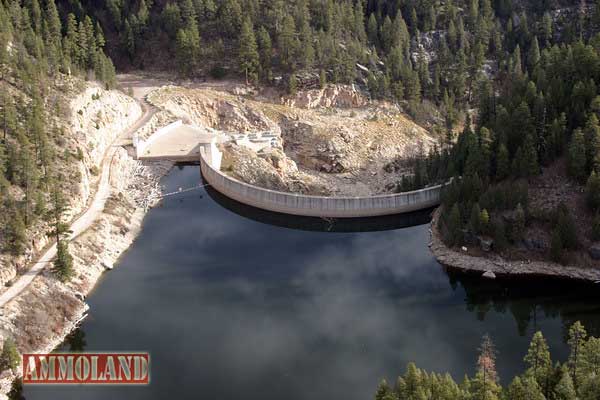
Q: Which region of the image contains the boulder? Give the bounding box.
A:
[482,270,497,279]
[589,243,600,260]
[478,236,494,252]
[523,238,545,251]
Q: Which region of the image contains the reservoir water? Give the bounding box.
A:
[24,166,600,400]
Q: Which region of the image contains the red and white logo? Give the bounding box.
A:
[23,353,150,385]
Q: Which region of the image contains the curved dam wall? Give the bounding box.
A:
[200,147,444,218]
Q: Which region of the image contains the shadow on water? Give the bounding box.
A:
[203,183,436,233]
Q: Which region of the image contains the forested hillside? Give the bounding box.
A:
[0,0,120,281]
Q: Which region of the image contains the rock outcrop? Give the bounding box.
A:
[429,208,600,283]
[149,87,280,134]
[221,144,330,195]
[286,85,368,109]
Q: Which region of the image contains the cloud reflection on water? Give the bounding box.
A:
[23,166,600,400]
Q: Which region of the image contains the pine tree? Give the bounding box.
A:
[44,0,62,48]
[528,37,541,73]
[522,133,539,177]
[353,1,366,44]
[256,26,272,81]
[524,332,552,392]
[557,205,578,250]
[287,74,297,95]
[472,335,502,400]
[6,207,26,256]
[48,180,70,245]
[447,203,462,246]
[374,379,391,400]
[585,114,600,173]
[479,209,490,234]
[580,337,600,383]
[554,366,577,400]
[279,15,298,71]
[0,338,19,372]
[496,143,510,181]
[470,203,481,234]
[510,203,526,243]
[568,321,588,389]
[53,240,74,283]
[587,171,600,211]
[298,18,314,69]
[218,0,242,38]
[569,129,588,182]
[238,18,259,84]
[506,376,544,400]
[367,14,378,45]
[2,93,17,139]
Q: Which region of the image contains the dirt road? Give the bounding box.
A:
[0,83,155,308]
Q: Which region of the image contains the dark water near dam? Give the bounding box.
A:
[24,166,600,400]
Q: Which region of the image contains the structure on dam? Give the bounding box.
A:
[135,122,445,218]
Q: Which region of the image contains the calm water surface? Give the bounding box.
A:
[24,166,600,400]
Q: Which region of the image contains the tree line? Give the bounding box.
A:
[0,0,114,282]
[373,322,600,400]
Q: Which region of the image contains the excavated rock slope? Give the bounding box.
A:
[150,84,436,197]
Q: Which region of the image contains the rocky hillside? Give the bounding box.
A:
[149,83,436,197]
[0,80,141,288]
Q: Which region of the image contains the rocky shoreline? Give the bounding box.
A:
[0,139,171,398]
[429,208,600,283]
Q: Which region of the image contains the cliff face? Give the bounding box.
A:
[68,85,142,218]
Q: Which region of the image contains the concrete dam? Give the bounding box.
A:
[135,122,445,218]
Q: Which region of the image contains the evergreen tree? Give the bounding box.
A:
[506,376,545,400]
[218,0,242,38]
[568,321,588,389]
[238,18,259,84]
[495,144,510,181]
[554,366,577,400]
[447,203,462,246]
[367,14,378,45]
[53,240,74,283]
[585,114,600,173]
[470,203,481,234]
[587,171,600,211]
[524,332,552,392]
[569,129,587,182]
[479,209,490,234]
[279,15,298,71]
[0,338,19,372]
[256,27,272,81]
[510,203,526,243]
[6,207,26,256]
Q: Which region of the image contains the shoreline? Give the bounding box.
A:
[429,208,600,284]
[0,149,172,398]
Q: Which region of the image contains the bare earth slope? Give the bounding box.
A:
[149,84,436,196]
